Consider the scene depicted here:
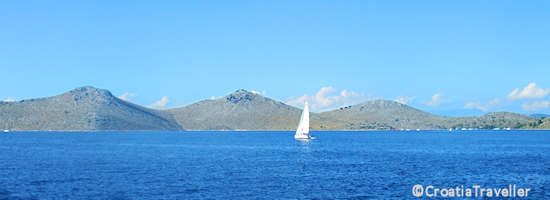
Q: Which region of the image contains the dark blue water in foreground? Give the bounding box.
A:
[1,130,549,199]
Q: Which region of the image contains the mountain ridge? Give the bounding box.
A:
[0,86,542,131]
[0,86,181,131]
[167,89,304,130]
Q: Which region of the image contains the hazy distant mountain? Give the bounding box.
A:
[168,89,307,130]
[0,86,181,131]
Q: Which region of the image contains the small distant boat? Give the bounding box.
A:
[295,102,313,140]
[3,130,9,133]
[448,128,453,131]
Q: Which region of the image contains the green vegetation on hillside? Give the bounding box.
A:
[535,117,550,129]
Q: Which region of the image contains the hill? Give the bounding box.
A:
[317,100,445,130]
[540,118,550,129]
[168,89,315,130]
[0,86,181,131]
[0,87,540,131]
[447,112,536,129]
[316,100,536,130]
[522,117,550,129]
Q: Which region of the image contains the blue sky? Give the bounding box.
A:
[1,1,549,115]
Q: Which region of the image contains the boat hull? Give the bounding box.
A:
[294,134,311,140]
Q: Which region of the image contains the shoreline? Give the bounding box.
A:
[3,129,550,133]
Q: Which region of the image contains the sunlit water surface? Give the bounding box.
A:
[0,130,549,199]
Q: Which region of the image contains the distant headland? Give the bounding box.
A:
[1,86,548,131]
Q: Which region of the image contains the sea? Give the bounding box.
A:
[0,130,549,199]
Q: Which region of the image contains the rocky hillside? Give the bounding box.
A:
[317,100,536,130]
[0,86,181,131]
[522,117,550,129]
[540,118,550,129]
[446,112,536,129]
[317,100,446,130]
[0,86,541,131]
[168,89,321,130]
[169,97,537,131]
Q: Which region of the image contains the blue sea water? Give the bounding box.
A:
[0,130,549,199]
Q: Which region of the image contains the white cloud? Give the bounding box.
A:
[286,95,308,107]
[394,96,414,105]
[149,96,169,108]
[508,82,550,100]
[464,102,484,111]
[251,90,267,96]
[286,86,371,112]
[118,92,135,101]
[464,98,500,112]
[522,101,550,111]
[210,96,216,100]
[2,97,16,102]
[425,93,444,107]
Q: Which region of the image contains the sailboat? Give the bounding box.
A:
[294,102,313,140]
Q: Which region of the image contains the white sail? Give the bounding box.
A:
[294,102,310,139]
